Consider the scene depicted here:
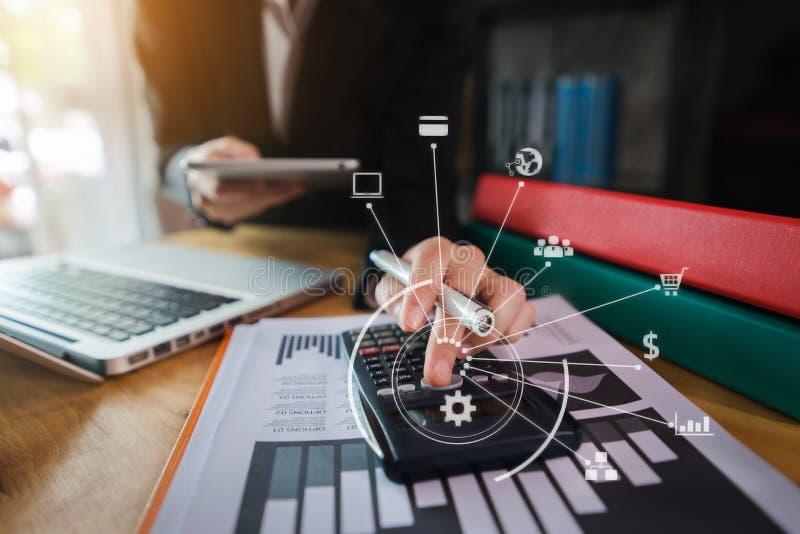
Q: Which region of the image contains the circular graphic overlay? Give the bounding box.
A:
[346,281,570,478]
[387,316,525,445]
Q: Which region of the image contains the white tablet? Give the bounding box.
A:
[182,158,360,186]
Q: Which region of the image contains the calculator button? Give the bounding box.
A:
[493,373,509,383]
[377,387,394,397]
[381,344,402,354]
[472,375,489,384]
[358,339,377,348]
[359,347,380,356]
[383,358,401,369]
[397,384,416,393]
[420,375,463,391]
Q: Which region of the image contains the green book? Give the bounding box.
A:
[466,222,800,419]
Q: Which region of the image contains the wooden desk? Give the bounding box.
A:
[1,225,797,533]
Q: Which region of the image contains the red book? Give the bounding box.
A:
[471,174,800,319]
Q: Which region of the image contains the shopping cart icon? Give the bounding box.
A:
[659,267,688,296]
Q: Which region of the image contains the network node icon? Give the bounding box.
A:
[418,115,448,137]
[534,235,573,258]
[659,267,688,296]
[585,451,618,482]
[351,172,383,199]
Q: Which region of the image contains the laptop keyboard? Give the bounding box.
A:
[0,264,238,342]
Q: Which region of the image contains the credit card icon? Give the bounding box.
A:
[418,115,448,137]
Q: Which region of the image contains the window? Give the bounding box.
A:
[0,0,159,258]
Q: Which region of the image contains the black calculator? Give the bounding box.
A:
[340,323,582,482]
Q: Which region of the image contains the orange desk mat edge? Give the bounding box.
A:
[135,332,232,534]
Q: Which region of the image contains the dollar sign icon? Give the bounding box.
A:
[643,331,659,360]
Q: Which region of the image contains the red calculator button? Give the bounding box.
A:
[381,344,402,354]
[359,346,380,356]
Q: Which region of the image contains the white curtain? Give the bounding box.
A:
[0,0,160,257]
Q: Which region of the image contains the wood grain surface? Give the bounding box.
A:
[0,224,796,533]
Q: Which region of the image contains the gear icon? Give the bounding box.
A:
[440,389,477,427]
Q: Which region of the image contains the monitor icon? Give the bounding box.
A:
[352,172,383,198]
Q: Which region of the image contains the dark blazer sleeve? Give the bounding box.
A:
[356,0,479,308]
[134,0,221,202]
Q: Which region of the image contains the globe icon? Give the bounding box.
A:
[507,147,543,177]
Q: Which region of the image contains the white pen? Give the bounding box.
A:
[369,249,495,337]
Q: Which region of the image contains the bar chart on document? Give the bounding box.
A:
[275,333,342,365]
[229,341,781,534]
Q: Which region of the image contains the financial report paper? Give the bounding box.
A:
[151,295,800,534]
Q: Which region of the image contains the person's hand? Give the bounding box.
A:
[374,237,536,387]
[1,178,36,231]
[0,179,13,228]
[185,136,305,225]
[0,178,12,198]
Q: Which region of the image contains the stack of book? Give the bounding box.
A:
[468,174,800,418]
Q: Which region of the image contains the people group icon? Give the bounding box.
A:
[534,235,573,258]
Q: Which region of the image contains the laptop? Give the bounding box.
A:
[0,242,336,382]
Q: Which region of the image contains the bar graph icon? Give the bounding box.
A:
[673,413,713,436]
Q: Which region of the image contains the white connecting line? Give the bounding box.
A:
[469,365,670,427]
[466,285,661,353]
[467,357,642,371]
[462,372,591,465]
[488,261,551,317]
[367,203,433,329]
[430,143,447,335]
[452,180,526,337]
